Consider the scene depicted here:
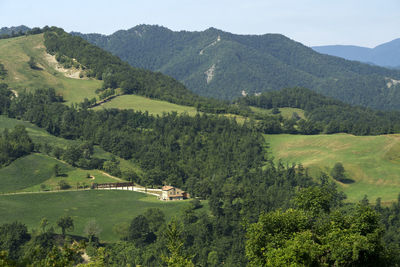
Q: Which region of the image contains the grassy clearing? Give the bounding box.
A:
[265,133,400,203]
[93,95,248,124]
[0,153,117,193]
[93,94,199,116]
[0,190,206,241]
[0,115,142,175]
[251,106,306,120]
[0,34,102,103]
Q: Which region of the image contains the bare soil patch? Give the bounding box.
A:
[44,53,83,79]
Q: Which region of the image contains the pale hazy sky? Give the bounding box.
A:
[0,0,399,47]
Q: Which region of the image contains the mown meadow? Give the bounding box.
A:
[266,133,400,203]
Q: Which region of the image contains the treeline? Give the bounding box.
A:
[0,219,83,266]
[0,125,33,167]
[0,64,6,80]
[0,26,43,40]
[240,87,400,135]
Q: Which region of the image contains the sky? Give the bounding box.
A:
[0,0,399,47]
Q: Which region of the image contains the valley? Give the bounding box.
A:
[1,25,400,265]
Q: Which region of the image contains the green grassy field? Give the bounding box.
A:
[251,106,306,120]
[265,134,400,203]
[0,34,102,103]
[93,94,199,116]
[93,95,248,125]
[0,190,203,241]
[0,115,142,175]
[0,153,118,193]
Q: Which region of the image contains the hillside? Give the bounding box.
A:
[0,190,199,241]
[0,34,102,103]
[92,94,199,115]
[2,27,400,266]
[0,115,143,186]
[75,25,400,110]
[239,87,400,136]
[44,27,212,108]
[0,30,231,116]
[0,153,119,193]
[0,30,236,118]
[313,38,400,68]
[266,133,400,203]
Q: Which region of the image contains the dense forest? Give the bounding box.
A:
[75,25,400,110]
[239,87,400,135]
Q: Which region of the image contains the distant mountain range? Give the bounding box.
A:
[73,25,400,110]
[313,38,400,68]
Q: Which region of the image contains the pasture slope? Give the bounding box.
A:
[0,115,201,242]
[0,115,142,176]
[0,190,201,241]
[0,34,102,103]
[93,94,199,116]
[0,119,201,242]
[266,133,400,203]
[0,35,219,117]
[93,94,248,123]
[0,153,122,194]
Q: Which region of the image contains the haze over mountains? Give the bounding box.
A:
[313,38,400,69]
[73,25,400,110]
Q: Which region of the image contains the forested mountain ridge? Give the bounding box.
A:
[74,25,400,110]
[313,38,400,68]
[0,27,240,113]
[44,27,205,107]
